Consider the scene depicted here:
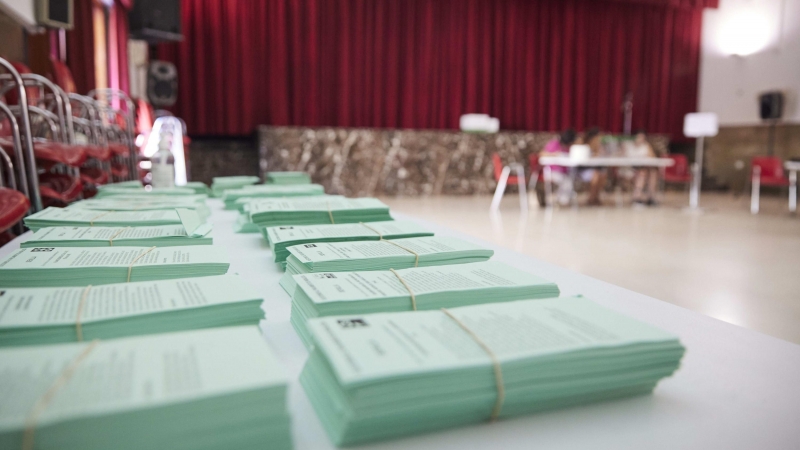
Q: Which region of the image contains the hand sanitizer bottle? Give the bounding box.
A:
[151,133,175,188]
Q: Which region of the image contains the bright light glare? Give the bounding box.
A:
[718,11,771,56]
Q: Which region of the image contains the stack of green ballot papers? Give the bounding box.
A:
[69,197,211,218]
[23,207,205,231]
[20,223,212,248]
[95,186,199,198]
[265,220,434,264]
[222,184,326,210]
[0,246,229,287]
[249,197,392,229]
[289,261,559,346]
[0,274,263,346]
[234,195,339,233]
[266,171,311,185]
[211,175,260,197]
[301,296,685,446]
[96,180,143,191]
[280,236,494,294]
[183,181,210,194]
[0,326,291,450]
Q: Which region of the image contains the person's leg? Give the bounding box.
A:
[646,168,659,205]
[633,169,646,202]
[588,170,605,205]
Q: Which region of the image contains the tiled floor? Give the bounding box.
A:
[381,190,800,344]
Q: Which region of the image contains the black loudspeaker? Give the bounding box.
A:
[36,0,73,29]
[147,61,178,107]
[759,91,784,120]
[129,0,182,43]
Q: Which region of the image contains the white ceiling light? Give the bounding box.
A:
[718,9,772,56]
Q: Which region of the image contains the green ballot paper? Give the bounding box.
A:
[0,274,264,346]
[301,296,685,446]
[248,196,392,229]
[21,208,212,248]
[289,261,560,347]
[265,171,312,185]
[183,181,210,194]
[0,326,292,450]
[20,223,212,248]
[222,184,326,210]
[69,197,211,218]
[234,195,341,233]
[96,180,143,190]
[23,207,207,231]
[0,246,229,287]
[280,236,494,294]
[95,186,199,198]
[210,175,261,197]
[265,220,434,264]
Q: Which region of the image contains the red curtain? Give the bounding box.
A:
[65,0,96,94]
[158,0,709,140]
[109,0,131,95]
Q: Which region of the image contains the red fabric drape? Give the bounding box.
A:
[158,0,707,140]
[65,0,96,94]
[109,0,131,95]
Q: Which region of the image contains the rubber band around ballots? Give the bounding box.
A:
[326,201,335,224]
[107,227,130,246]
[440,307,505,422]
[22,339,99,450]
[88,210,113,226]
[127,246,157,282]
[358,223,420,267]
[389,268,417,311]
[75,285,92,341]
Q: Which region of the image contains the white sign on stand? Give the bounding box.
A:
[683,113,718,210]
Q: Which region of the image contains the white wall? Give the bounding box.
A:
[699,0,800,125]
[0,0,36,29]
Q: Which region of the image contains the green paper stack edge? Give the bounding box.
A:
[289,261,559,347]
[301,296,684,446]
[0,326,292,450]
[279,236,494,294]
[0,274,263,346]
[264,220,434,264]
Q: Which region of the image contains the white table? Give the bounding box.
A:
[3,200,800,449]
[537,156,675,206]
[538,156,676,168]
[785,161,799,212]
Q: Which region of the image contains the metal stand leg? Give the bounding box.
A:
[490,166,511,211]
[514,164,528,213]
[789,170,797,213]
[544,166,553,209]
[751,166,761,214]
[689,136,705,209]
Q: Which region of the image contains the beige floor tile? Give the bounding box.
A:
[381,190,800,343]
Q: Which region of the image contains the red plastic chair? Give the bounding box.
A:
[490,153,527,211]
[750,156,789,214]
[0,187,29,245]
[49,58,78,94]
[663,154,692,185]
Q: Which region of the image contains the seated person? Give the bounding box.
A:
[582,127,607,206]
[624,130,659,205]
[537,128,577,206]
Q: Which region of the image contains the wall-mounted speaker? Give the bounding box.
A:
[129,0,182,43]
[759,91,784,120]
[147,61,178,107]
[36,0,73,29]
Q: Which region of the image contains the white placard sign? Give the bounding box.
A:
[684,112,719,138]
